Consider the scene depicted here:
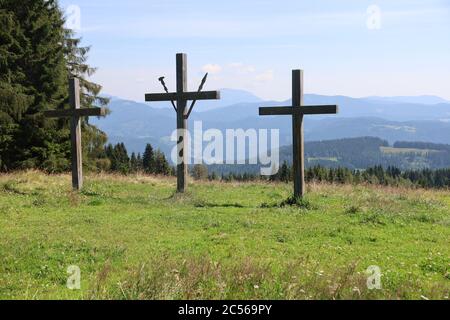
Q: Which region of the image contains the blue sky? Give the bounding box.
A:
[59,0,450,102]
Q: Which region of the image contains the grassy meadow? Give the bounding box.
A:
[380,146,442,156]
[0,171,449,300]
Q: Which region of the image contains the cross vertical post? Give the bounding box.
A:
[259,70,338,199]
[44,78,107,191]
[176,53,188,193]
[292,70,305,198]
[69,78,83,191]
[145,53,221,194]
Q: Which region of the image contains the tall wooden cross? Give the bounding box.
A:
[259,70,339,198]
[145,53,221,193]
[44,78,107,191]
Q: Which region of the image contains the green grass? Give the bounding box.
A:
[307,157,339,162]
[0,171,449,300]
[380,146,442,155]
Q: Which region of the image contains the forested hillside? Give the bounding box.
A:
[93,97,450,157]
[0,0,108,172]
[206,137,450,177]
[282,137,450,170]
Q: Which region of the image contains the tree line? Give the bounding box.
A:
[193,162,450,190]
[1,0,108,172]
[102,143,174,176]
[293,137,450,171]
[282,164,450,189]
[393,141,450,152]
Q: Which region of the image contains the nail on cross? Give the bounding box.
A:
[145,53,221,193]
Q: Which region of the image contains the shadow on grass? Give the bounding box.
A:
[160,192,246,208]
[161,191,193,201]
[260,196,317,210]
[1,181,29,195]
[81,190,102,197]
[194,200,245,209]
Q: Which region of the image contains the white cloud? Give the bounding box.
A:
[229,62,256,74]
[255,70,274,82]
[78,11,366,39]
[201,64,222,74]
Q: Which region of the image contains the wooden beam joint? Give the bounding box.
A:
[145,91,220,102]
[259,105,339,116]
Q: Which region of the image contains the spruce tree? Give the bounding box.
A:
[136,153,143,172]
[192,164,208,180]
[279,161,290,183]
[0,0,109,172]
[116,143,130,173]
[105,142,129,173]
[154,150,170,175]
[142,143,155,173]
[64,28,110,170]
[130,152,138,173]
[0,0,68,170]
[210,172,218,181]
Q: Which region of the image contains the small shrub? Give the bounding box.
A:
[359,212,386,226]
[1,181,26,195]
[345,205,361,215]
[412,213,437,224]
[280,196,317,210]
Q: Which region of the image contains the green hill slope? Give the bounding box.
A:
[0,172,448,300]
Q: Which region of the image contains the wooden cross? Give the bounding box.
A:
[259,70,339,198]
[44,78,107,191]
[145,53,221,193]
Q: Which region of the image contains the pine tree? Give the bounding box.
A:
[170,165,176,177]
[210,172,218,181]
[0,0,109,172]
[136,153,143,172]
[154,150,171,175]
[106,142,129,174]
[0,7,31,170]
[117,143,130,173]
[0,0,68,170]
[192,164,209,180]
[142,143,155,173]
[130,152,138,173]
[279,161,291,183]
[64,28,110,171]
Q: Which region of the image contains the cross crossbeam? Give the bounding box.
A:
[144,53,221,193]
[145,91,220,102]
[45,107,107,118]
[259,105,338,116]
[259,70,338,198]
[44,78,107,191]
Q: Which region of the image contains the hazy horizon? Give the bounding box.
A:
[105,87,449,105]
[59,0,450,102]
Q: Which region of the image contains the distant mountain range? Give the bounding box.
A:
[110,88,263,112]
[91,89,450,156]
[207,137,450,175]
[364,95,449,105]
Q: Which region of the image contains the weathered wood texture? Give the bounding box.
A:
[145,91,220,102]
[44,78,107,191]
[44,108,107,118]
[292,70,305,198]
[259,70,338,198]
[259,105,338,116]
[144,53,221,193]
[176,53,188,193]
[69,78,83,191]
